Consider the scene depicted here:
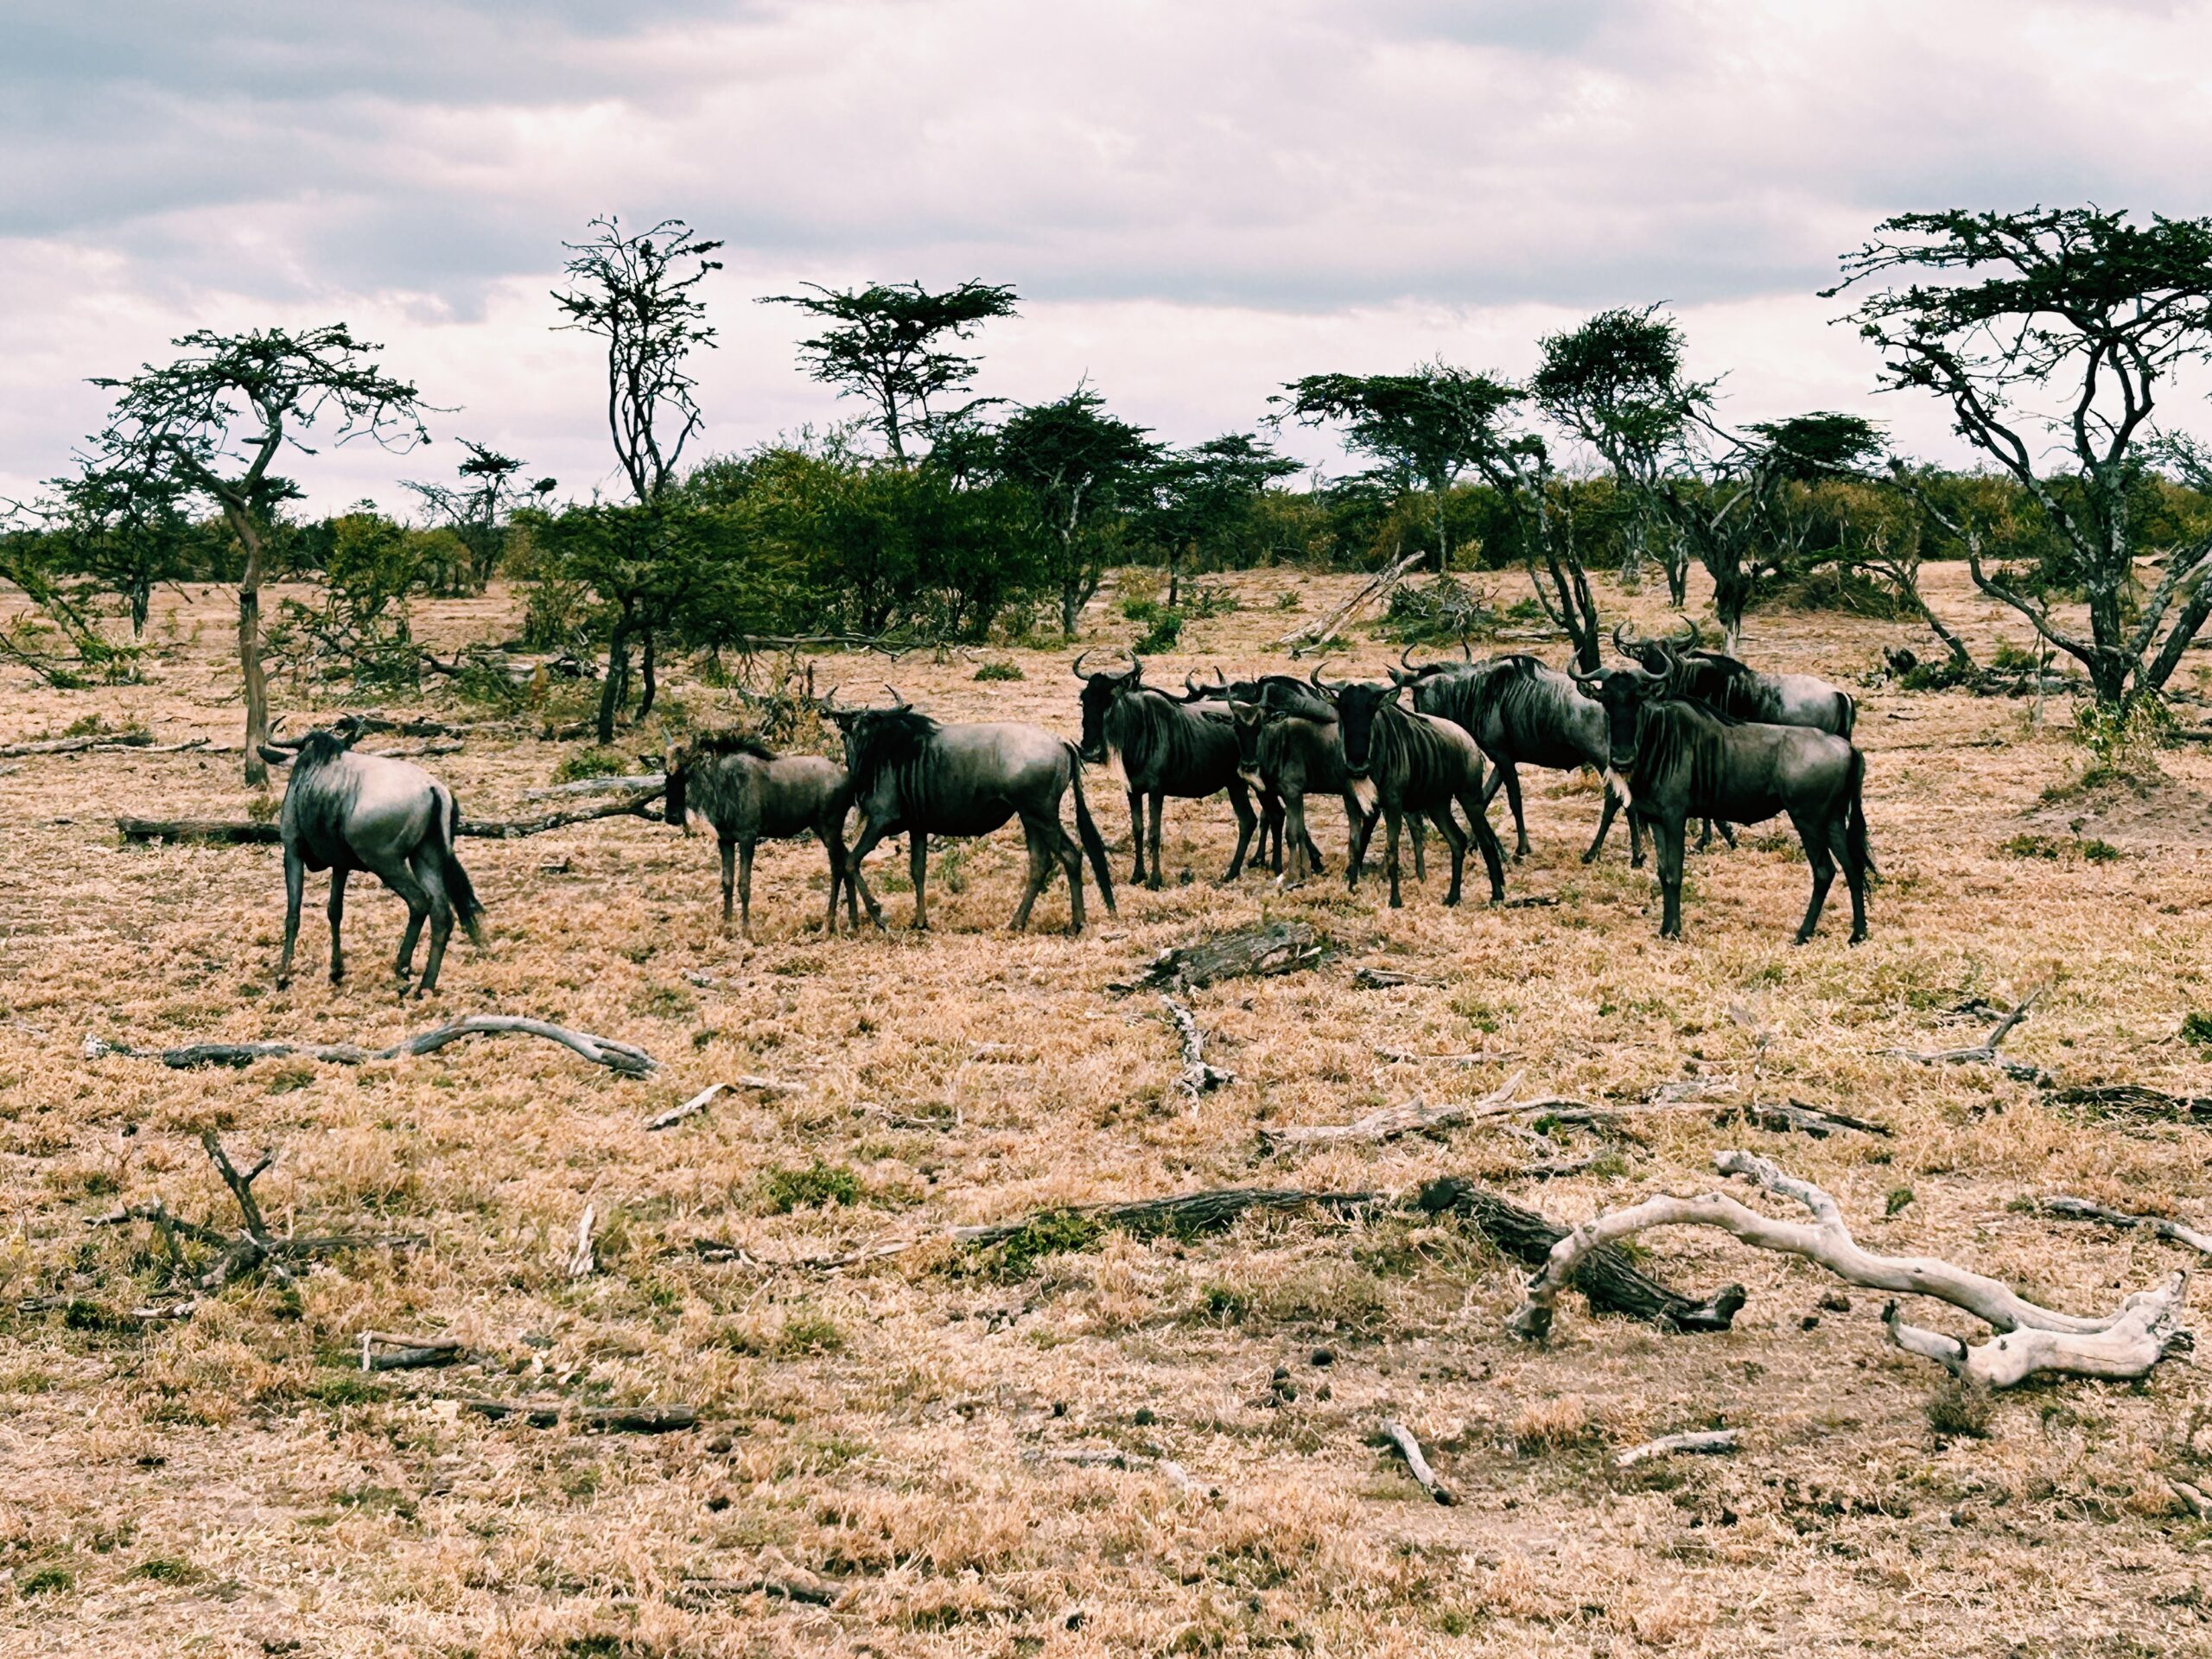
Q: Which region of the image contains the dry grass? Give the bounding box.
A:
[3,563,2211,1656]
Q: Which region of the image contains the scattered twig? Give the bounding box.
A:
[2171,1477,2212,1521]
[1160,995,1233,1111]
[2051,1084,2212,1126]
[361,1331,462,1372]
[1880,987,2053,1085]
[644,1075,804,1132]
[567,1206,598,1279]
[1614,1429,1740,1469]
[1374,1046,1517,1065]
[1377,1419,1455,1505]
[0,731,159,757]
[1722,1099,1892,1139]
[87,1015,658,1077]
[1260,1073,1527,1151]
[2042,1197,2212,1257]
[1353,966,1445,989]
[1510,1149,2193,1387]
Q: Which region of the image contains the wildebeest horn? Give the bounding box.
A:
[1671,617,1702,649]
[1399,644,1421,673]
[1071,649,1097,679]
[821,683,845,713]
[1612,620,1640,658]
[1568,664,1603,685]
[884,683,908,709]
[1309,660,1336,692]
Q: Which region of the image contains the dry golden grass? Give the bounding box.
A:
[3,563,2211,1656]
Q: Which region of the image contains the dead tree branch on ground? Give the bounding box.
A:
[115,785,667,848]
[2042,1197,2212,1257]
[86,1015,657,1077]
[1614,1429,1740,1468]
[1160,996,1233,1110]
[1378,1419,1456,1504]
[1276,546,1427,657]
[1110,921,1329,995]
[1879,988,2052,1084]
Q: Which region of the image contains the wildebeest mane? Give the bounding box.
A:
[847,708,941,785]
[292,729,353,768]
[687,730,777,762]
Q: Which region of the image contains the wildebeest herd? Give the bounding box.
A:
[268,622,1871,990]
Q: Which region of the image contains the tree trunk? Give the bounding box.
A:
[597,612,633,745]
[1434,487,1451,575]
[228,513,271,788]
[637,626,658,722]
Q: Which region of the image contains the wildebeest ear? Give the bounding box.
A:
[257,744,295,767]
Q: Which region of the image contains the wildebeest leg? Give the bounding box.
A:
[1221,780,1256,883]
[1791,810,1835,944]
[327,868,349,983]
[376,859,434,984]
[1344,796,1377,889]
[738,839,758,941]
[1630,813,1648,869]
[1412,815,1427,881]
[1382,806,1404,908]
[1653,817,1688,940]
[1126,787,1146,885]
[1056,815,1087,934]
[909,832,930,931]
[1304,828,1328,875]
[1832,817,1869,944]
[1455,785,1509,902]
[1280,792,1312,888]
[1010,820,1052,931]
[1429,806,1467,906]
[1501,763,1529,859]
[845,819,892,931]
[817,829,848,935]
[407,849,457,995]
[278,846,305,988]
[1584,785,1622,865]
[1147,792,1166,891]
[1716,821,1738,849]
[718,836,737,926]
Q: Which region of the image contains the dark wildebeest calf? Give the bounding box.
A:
[1221,682,1403,891]
[827,690,1116,933]
[274,728,485,995]
[1572,661,1870,943]
[1318,666,1507,909]
[1073,649,1260,887]
[664,733,856,938]
[1393,647,1639,865]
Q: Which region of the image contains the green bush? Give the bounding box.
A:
[759,1161,860,1215]
[973,661,1024,682]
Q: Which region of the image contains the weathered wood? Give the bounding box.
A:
[1879,988,2052,1085]
[1160,995,1233,1110]
[1277,545,1427,658]
[0,731,156,757]
[1262,1075,1526,1151]
[457,788,667,838]
[1378,1418,1455,1505]
[1724,1099,1892,1139]
[1416,1177,1746,1334]
[1352,967,1445,989]
[2042,1196,2212,1257]
[524,772,667,800]
[458,1396,697,1432]
[2051,1084,2212,1125]
[1510,1149,2193,1388]
[360,1331,461,1372]
[116,786,668,849]
[1614,1429,1740,1468]
[677,1573,842,1608]
[644,1076,804,1132]
[1111,921,1328,995]
[567,1205,598,1279]
[87,1015,658,1077]
[117,817,281,845]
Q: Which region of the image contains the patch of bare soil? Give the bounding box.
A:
[2023,768,2212,851]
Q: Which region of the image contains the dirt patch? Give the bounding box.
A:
[2020,768,2212,852]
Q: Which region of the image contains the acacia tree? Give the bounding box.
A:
[1141,433,1302,604]
[764,280,1018,463]
[404,441,555,593]
[1529,307,1712,604]
[553,216,721,721]
[86,326,428,783]
[1655,411,1885,651]
[1830,207,2212,708]
[994,386,1158,636]
[1272,364,1498,572]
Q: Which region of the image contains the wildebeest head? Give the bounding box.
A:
[1225,696,1270,784]
[822,684,935,794]
[1572,661,1670,773]
[1613,617,1701,676]
[1313,663,1401,778]
[664,730,773,826]
[1071,648,1142,763]
[1386,642,1468,692]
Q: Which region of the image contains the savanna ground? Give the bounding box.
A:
[4,561,2212,1658]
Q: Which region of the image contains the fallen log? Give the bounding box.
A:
[86,1014,658,1077]
[2042,1197,2212,1257]
[677,1573,844,1609]
[644,1076,804,1131]
[1614,1429,1739,1469]
[524,772,667,800]
[1510,1150,2193,1387]
[1416,1177,1746,1333]
[2050,1084,2212,1125]
[458,1397,697,1433]
[0,731,156,757]
[1110,921,1329,995]
[1377,1419,1455,1505]
[1723,1099,1892,1139]
[1261,1074,1529,1151]
[115,787,669,848]
[360,1331,461,1372]
[1277,546,1427,658]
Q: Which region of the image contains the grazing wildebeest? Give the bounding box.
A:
[663,732,856,938]
[1072,649,1260,887]
[1393,647,1639,865]
[825,689,1115,933]
[274,728,485,994]
[1222,683,1398,891]
[1317,666,1507,909]
[1570,661,1870,944]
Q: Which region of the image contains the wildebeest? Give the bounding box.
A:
[274,728,485,994]
[1317,666,1507,909]
[663,732,856,938]
[826,689,1116,933]
[1072,649,1260,887]
[1617,620,1858,736]
[1571,661,1869,943]
[1393,647,1639,865]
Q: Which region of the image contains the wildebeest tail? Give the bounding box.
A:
[433,785,486,944]
[1066,746,1117,915]
[1835,690,1858,739]
[1844,747,1875,880]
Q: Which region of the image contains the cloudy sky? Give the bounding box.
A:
[4,0,2209,510]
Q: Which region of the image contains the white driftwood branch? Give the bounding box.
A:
[644,1075,804,1131]
[1882,1274,2191,1389]
[1378,1418,1455,1505]
[1614,1429,1740,1468]
[1260,1072,1547,1150]
[1879,988,2052,1084]
[524,772,666,799]
[1509,1150,2193,1386]
[1278,546,1427,657]
[87,1015,657,1077]
[2042,1197,2212,1258]
[1160,996,1233,1112]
